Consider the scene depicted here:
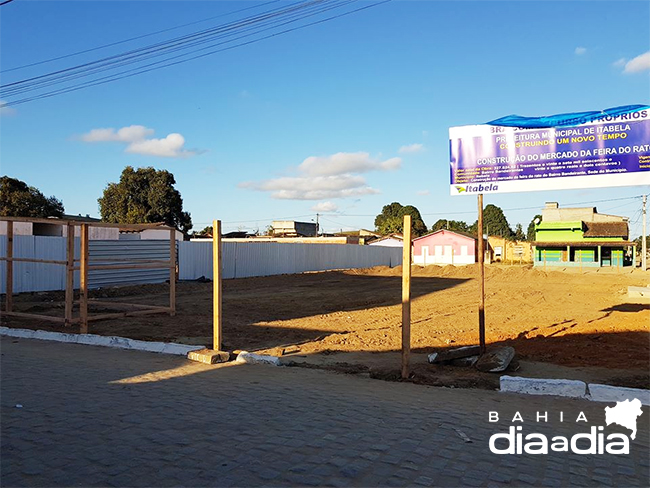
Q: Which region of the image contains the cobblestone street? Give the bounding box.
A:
[1,337,648,487]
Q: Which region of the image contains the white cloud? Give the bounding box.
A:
[311,201,339,212]
[78,125,198,158]
[241,174,379,200]
[126,133,194,158]
[0,100,16,116]
[574,47,587,55]
[623,51,650,74]
[240,151,401,200]
[239,152,402,200]
[613,58,626,67]
[298,152,401,176]
[416,190,430,196]
[399,143,425,154]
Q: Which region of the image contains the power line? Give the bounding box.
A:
[0,0,18,6]
[1,0,282,73]
[2,0,335,94]
[1,0,392,106]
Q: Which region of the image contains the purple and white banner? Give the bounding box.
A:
[449,109,650,195]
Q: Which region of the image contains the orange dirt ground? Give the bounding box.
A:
[3,264,649,387]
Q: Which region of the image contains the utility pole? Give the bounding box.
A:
[316,213,320,237]
[641,195,648,271]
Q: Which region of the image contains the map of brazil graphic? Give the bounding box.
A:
[604,399,644,440]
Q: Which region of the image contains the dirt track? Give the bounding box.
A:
[3,264,649,386]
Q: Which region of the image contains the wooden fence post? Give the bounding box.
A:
[5,221,13,313]
[401,214,412,379]
[65,223,75,325]
[170,228,176,316]
[213,220,222,351]
[80,224,89,334]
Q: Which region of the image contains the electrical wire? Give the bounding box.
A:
[1,0,335,94]
[3,0,356,96]
[1,0,391,106]
[1,0,282,73]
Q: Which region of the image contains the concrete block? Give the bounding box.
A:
[500,376,587,398]
[627,286,650,298]
[187,348,230,364]
[428,345,481,364]
[475,346,515,373]
[236,351,281,366]
[588,384,650,406]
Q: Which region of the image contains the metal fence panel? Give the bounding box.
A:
[2,237,402,293]
[177,241,402,280]
[88,240,172,289]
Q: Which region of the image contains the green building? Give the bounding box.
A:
[532,202,635,268]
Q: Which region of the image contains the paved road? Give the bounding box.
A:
[1,337,648,487]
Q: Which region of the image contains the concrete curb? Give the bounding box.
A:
[588,384,650,406]
[501,376,650,405]
[0,327,204,356]
[235,351,281,366]
[500,376,587,398]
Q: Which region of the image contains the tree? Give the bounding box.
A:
[470,204,513,238]
[98,166,192,234]
[0,176,64,218]
[514,223,526,241]
[527,214,542,241]
[374,202,427,237]
[431,219,469,233]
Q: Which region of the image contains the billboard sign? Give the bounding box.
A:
[449,108,650,195]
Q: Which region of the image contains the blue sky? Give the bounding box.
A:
[1,0,649,236]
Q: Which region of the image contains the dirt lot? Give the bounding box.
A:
[3,264,649,389]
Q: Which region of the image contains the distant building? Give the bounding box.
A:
[412,229,477,266]
[487,236,533,263]
[368,234,403,248]
[532,202,634,268]
[334,229,381,245]
[271,221,318,237]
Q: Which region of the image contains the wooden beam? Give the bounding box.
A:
[401,214,412,380]
[478,194,486,354]
[0,257,68,265]
[87,308,171,322]
[88,300,169,310]
[2,311,67,323]
[170,228,176,317]
[65,223,75,326]
[4,221,13,313]
[0,216,174,231]
[80,224,89,334]
[213,219,222,351]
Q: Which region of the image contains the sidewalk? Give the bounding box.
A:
[1,337,648,487]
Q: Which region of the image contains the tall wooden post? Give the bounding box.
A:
[65,223,75,325]
[79,224,89,334]
[5,221,13,313]
[213,220,222,351]
[477,194,486,354]
[169,228,176,316]
[401,214,412,379]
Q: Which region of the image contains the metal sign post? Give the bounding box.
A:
[477,194,486,354]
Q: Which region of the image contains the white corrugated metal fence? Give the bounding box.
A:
[1,236,402,293]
